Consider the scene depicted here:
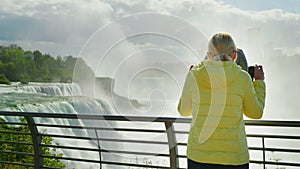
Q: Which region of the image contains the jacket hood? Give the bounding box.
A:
[191,61,242,89]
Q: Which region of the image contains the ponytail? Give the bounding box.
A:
[208,33,236,61]
[212,51,233,61]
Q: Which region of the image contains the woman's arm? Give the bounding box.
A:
[243,65,266,119]
[178,71,194,116]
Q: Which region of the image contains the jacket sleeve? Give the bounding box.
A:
[177,71,194,116]
[242,78,266,119]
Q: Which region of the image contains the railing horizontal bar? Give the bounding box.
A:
[100,149,170,157]
[175,131,189,134]
[0,130,30,135]
[36,123,166,133]
[0,122,27,125]
[42,144,170,157]
[249,160,265,164]
[39,133,92,140]
[1,111,300,126]
[0,160,34,167]
[0,111,191,123]
[177,155,187,158]
[249,147,265,151]
[247,134,300,139]
[0,150,34,156]
[174,130,300,135]
[249,147,300,153]
[95,138,168,145]
[0,140,33,145]
[41,166,61,169]
[41,133,169,145]
[99,128,166,133]
[249,160,300,167]
[172,133,300,139]
[177,142,187,146]
[245,120,300,127]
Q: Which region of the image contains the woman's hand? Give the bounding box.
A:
[254,64,265,81]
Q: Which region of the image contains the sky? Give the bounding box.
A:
[1,0,300,120]
[0,0,299,57]
[217,0,300,13]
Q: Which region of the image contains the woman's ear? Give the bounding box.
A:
[206,52,213,61]
[232,51,237,61]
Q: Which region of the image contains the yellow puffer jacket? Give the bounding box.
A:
[178,61,266,165]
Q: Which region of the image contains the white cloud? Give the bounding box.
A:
[254,9,300,22]
[0,0,65,17]
[102,0,300,48]
[1,0,299,57]
[0,0,114,56]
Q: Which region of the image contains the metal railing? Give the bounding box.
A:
[0,111,300,169]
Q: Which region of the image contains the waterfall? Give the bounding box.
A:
[7,82,82,96]
[0,82,171,168]
[0,82,120,169]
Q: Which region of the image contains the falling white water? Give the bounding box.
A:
[4,82,82,96]
[0,82,118,169]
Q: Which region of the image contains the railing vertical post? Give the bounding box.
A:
[262,136,266,169]
[95,129,102,169]
[165,121,179,169]
[25,116,43,169]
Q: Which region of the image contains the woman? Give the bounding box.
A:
[178,33,266,169]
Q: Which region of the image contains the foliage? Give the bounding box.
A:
[0,74,10,85]
[0,44,94,84]
[0,118,66,168]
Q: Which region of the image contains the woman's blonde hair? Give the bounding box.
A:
[208,33,237,61]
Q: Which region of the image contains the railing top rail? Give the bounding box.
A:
[244,120,300,127]
[0,111,190,122]
[1,111,300,127]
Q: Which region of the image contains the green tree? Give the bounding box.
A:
[0,118,66,168]
[0,44,95,85]
[5,62,17,81]
[0,60,5,74]
[0,74,10,85]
